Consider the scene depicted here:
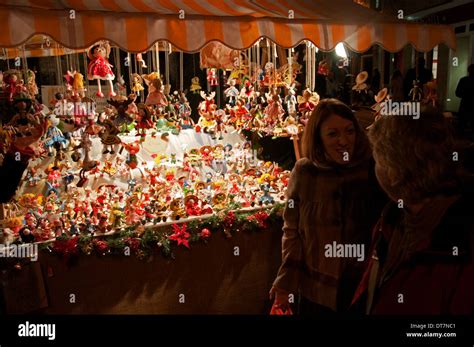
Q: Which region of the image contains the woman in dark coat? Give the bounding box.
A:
[353,106,474,314]
[270,99,386,314]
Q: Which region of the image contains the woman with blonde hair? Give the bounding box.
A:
[270,99,386,314]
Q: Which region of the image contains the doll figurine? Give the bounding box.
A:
[72,71,86,98]
[297,88,320,121]
[224,79,239,106]
[189,76,202,94]
[264,88,285,124]
[4,73,18,102]
[409,80,423,101]
[207,68,218,86]
[131,73,145,96]
[114,75,127,96]
[136,52,147,68]
[122,141,141,169]
[44,114,68,158]
[143,73,168,107]
[135,103,154,136]
[177,91,194,129]
[284,83,297,115]
[98,118,121,154]
[87,40,116,98]
[26,70,39,97]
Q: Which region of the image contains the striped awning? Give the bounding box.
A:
[0,0,456,53]
[1,35,83,59]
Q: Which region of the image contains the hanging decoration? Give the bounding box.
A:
[86,40,116,98]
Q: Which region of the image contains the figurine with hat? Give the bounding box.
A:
[352,71,369,93]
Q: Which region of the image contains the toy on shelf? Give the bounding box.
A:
[143,72,168,107]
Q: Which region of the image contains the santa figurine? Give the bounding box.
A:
[87,40,116,98]
[207,68,218,86]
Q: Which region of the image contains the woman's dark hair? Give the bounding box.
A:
[302,98,370,163]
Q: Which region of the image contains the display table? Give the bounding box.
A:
[2,225,283,314]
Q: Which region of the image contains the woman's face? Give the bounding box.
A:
[320,114,356,165]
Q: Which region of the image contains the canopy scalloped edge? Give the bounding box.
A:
[0,7,456,54]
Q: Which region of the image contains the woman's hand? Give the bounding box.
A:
[269,286,291,310]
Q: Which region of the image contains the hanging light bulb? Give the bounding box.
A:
[335,42,347,58]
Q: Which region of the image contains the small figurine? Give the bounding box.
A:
[207,68,218,86]
[72,71,86,98]
[224,79,239,106]
[297,89,320,124]
[142,73,168,107]
[284,83,297,115]
[122,141,141,169]
[177,90,194,129]
[317,59,329,76]
[45,167,61,197]
[131,73,145,96]
[44,114,68,158]
[264,88,285,124]
[189,76,202,94]
[136,52,147,68]
[135,103,154,136]
[352,71,369,93]
[87,40,116,98]
[76,131,99,187]
[98,118,121,154]
[26,70,39,97]
[114,75,127,96]
[409,80,423,101]
[4,73,18,101]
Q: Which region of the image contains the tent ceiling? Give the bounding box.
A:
[0,0,456,53]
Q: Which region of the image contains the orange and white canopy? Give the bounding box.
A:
[1,35,82,59]
[0,0,456,53]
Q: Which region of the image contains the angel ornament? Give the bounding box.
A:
[87,41,116,98]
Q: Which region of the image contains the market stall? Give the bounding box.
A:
[0,0,456,314]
